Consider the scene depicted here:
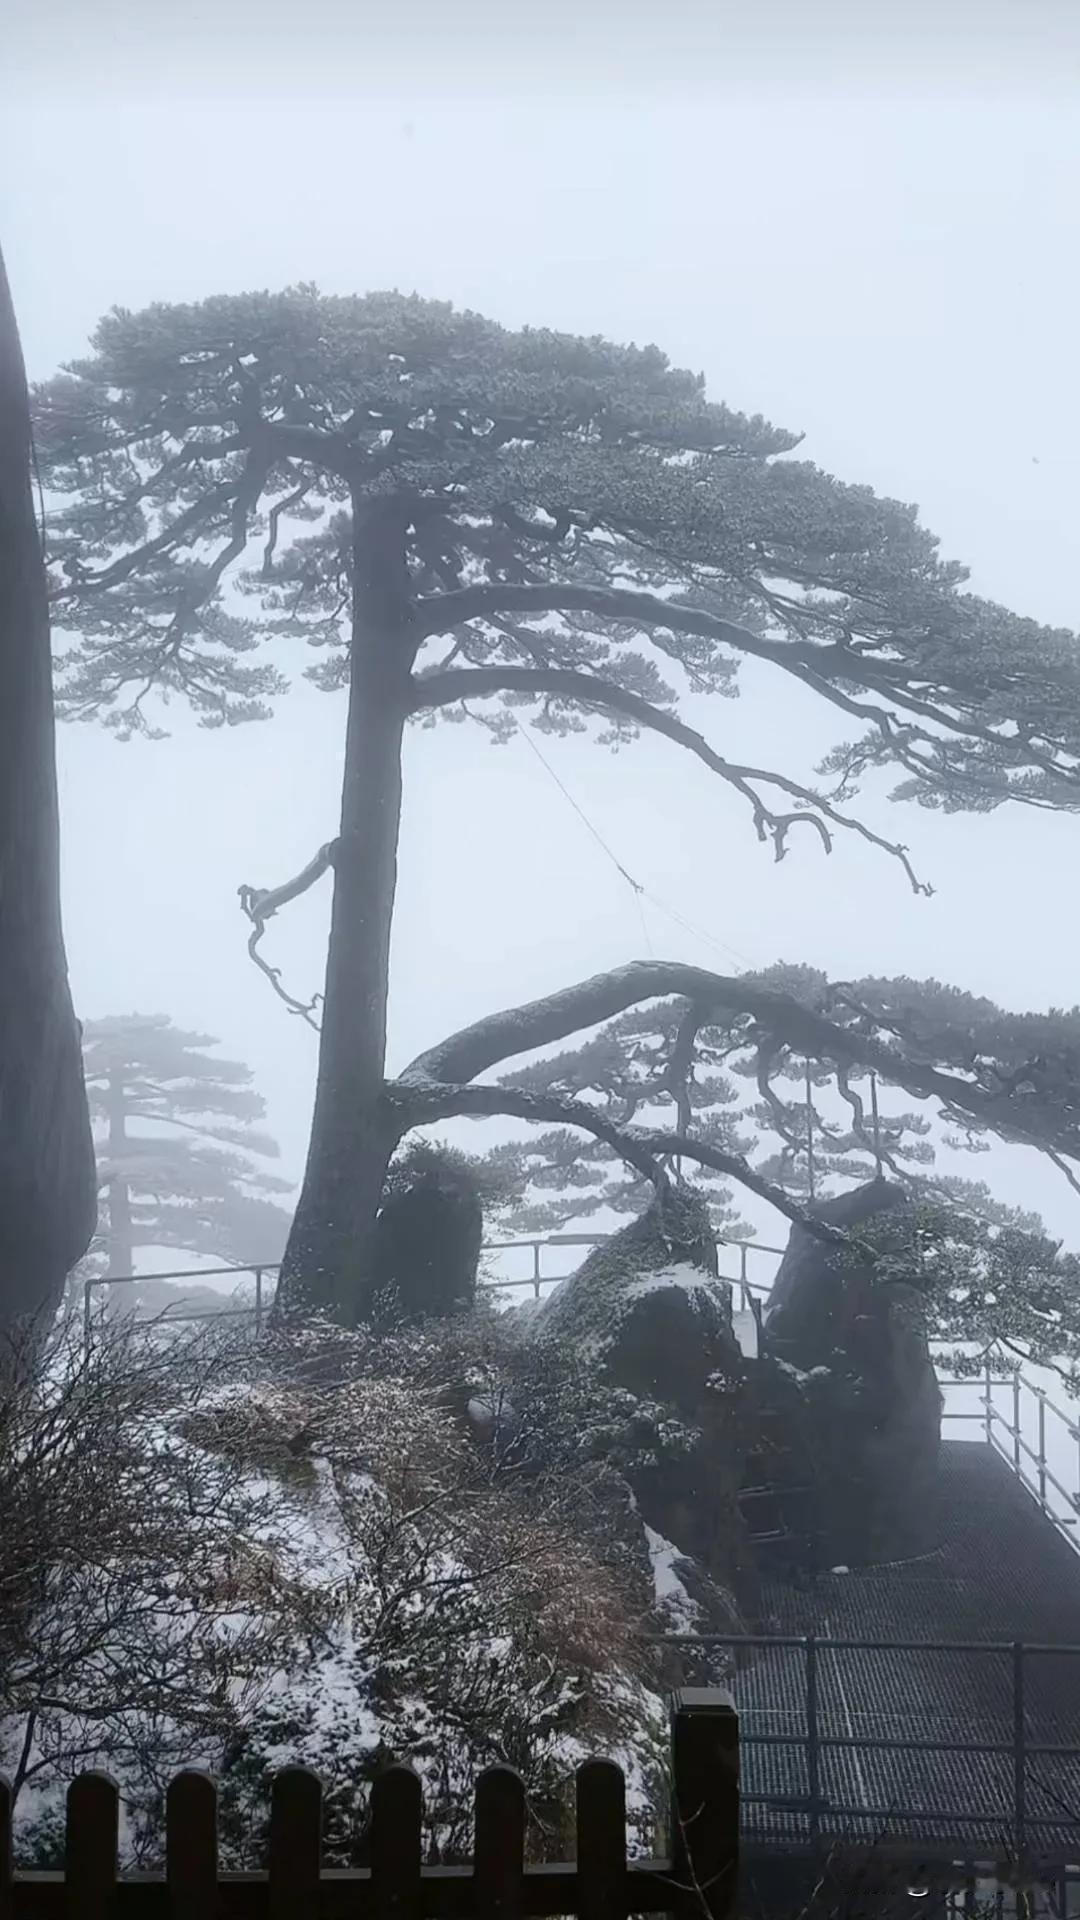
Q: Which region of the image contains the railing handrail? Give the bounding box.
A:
[85,1261,281,1286]
[653,1632,1080,1867]
[80,1235,782,1305]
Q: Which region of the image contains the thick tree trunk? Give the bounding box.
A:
[276,501,416,1320]
[0,247,96,1348]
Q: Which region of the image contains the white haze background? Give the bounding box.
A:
[2,0,1079,1278]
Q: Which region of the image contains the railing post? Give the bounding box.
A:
[1012,1642,1027,1866]
[254,1267,264,1334]
[739,1244,748,1314]
[984,1357,993,1448]
[805,1636,821,1848]
[670,1688,739,1920]
[1037,1391,1047,1509]
[1013,1374,1022,1474]
[532,1242,542,1301]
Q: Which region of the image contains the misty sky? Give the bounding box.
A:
[4,0,1080,1259]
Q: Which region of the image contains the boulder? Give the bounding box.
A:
[762,1179,943,1566]
[370,1155,483,1324]
[528,1185,758,1625]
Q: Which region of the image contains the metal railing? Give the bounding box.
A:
[940,1364,1080,1556]
[81,1262,281,1345]
[79,1234,784,1337]
[657,1632,1080,1872]
[483,1232,786,1305]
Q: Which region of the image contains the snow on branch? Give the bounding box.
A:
[400,961,1080,1173]
[413,580,1080,804]
[387,1078,846,1243]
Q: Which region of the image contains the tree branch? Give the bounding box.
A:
[50,480,238,598]
[411,664,930,889]
[400,960,1080,1169]
[667,1002,707,1139]
[386,1076,846,1243]
[414,579,801,656]
[237,839,338,1031]
[412,580,1080,798]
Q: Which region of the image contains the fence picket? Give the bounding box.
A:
[269,1767,323,1920]
[0,1776,13,1920]
[5,1697,744,1915]
[474,1768,525,1920]
[575,1761,626,1920]
[65,1773,118,1920]
[370,1767,423,1920]
[166,1770,218,1919]
[671,1691,740,1920]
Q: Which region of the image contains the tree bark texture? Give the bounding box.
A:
[0,246,96,1342]
[276,500,416,1320]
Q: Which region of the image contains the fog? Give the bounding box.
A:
[4,0,1080,1244]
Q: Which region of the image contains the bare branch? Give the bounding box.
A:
[263,478,315,576]
[238,839,339,926]
[237,840,338,1032]
[410,664,931,890]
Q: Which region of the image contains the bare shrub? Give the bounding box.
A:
[195,1314,668,1863]
[0,1309,326,1861]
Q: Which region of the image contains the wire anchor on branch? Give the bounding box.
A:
[237,838,339,1031]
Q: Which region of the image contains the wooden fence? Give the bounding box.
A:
[0,1692,738,1919]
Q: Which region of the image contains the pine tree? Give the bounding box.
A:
[81,1016,292,1278]
[34,289,1080,1319]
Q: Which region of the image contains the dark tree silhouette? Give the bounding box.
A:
[0,246,94,1342]
[34,288,1080,1318]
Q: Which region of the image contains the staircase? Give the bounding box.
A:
[737,1397,822,1578]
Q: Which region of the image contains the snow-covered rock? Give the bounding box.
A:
[525,1190,757,1637]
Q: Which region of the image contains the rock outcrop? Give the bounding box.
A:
[526,1184,758,1631]
[370,1148,483,1323]
[762,1178,943,1566]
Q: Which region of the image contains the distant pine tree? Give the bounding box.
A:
[80,1015,293,1280]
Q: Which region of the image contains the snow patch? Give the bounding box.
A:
[626,1262,727,1303]
[643,1524,701,1635]
[731,1309,758,1358]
